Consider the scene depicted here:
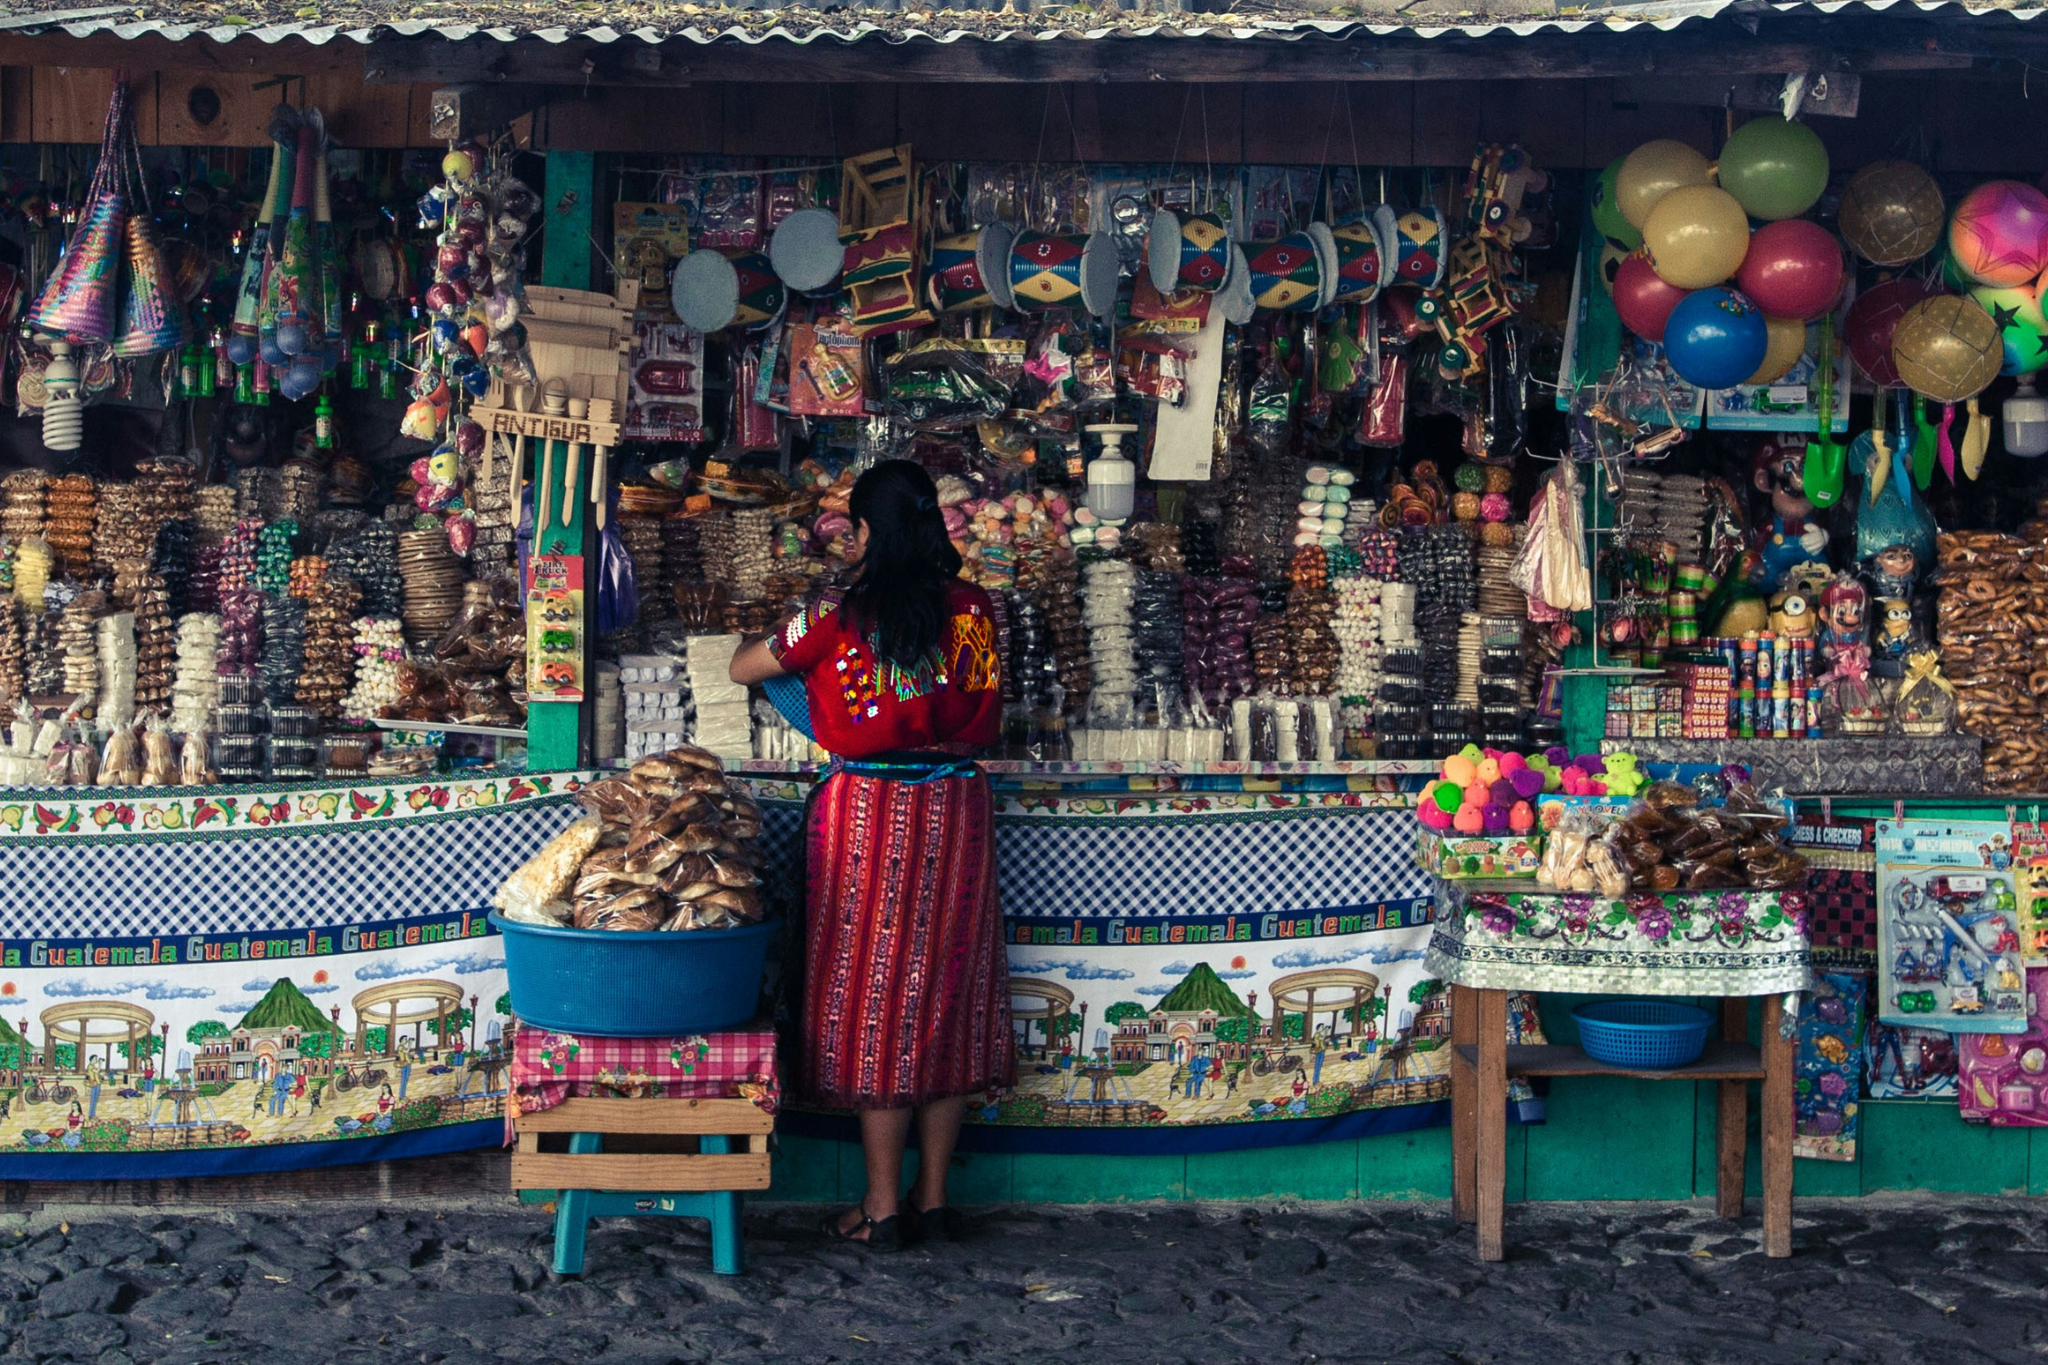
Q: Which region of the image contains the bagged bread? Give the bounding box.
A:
[494,816,602,919]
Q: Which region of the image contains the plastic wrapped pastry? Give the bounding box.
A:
[494,816,603,919]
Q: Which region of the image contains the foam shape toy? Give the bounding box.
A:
[1481,802,1510,835]
[1498,751,1528,776]
[1509,801,1536,834]
[1489,779,1519,807]
[1603,752,1648,797]
[1442,754,1478,787]
[1509,769,1546,801]
[1454,802,1486,834]
[1430,781,1462,814]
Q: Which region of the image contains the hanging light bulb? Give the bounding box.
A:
[2006,374,2048,458]
[41,339,82,452]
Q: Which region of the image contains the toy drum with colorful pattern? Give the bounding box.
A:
[1375,205,1449,289]
[927,223,1016,312]
[767,207,845,294]
[1245,232,1331,313]
[670,249,787,334]
[1218,243,1256,325]
[1009,230,1119,318]
[1147,209,1234,295]
[1324,216,1390,304]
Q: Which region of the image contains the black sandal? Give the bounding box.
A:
[820,1204,905,1251]
[907,1203,967,1244]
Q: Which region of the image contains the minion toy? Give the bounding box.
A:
[1769,586,1818,640]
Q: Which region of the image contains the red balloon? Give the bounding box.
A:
[1844,276,1943,388]
[1735,219,1845,321]
[1613,251,1690,342]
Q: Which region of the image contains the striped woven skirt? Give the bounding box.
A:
[799,766,1014,1110]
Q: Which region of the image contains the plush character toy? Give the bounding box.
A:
[1602,752,1647,797]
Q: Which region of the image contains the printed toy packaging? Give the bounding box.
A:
[1875,820,2028,1033]
[1865,1021,1958,1100]
[1793,971,1866,1161]
[1958,966,2048,1126]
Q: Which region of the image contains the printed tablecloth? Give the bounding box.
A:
[510,1024,780,1124]
[1424,884,1814,996]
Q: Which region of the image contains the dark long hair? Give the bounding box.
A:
[841,460,960,668]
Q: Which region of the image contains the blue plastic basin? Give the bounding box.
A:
[490,912,776,1037]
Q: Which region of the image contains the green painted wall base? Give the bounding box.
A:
[763,994,2048,1203]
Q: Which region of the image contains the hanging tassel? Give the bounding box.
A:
[1937,402,1957,482]
[1961,397,1992,480]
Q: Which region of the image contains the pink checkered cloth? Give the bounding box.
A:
[506,1021,780,1142]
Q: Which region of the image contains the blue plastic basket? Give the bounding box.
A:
[1571,999,1713,1069]
[490,913,776,1037]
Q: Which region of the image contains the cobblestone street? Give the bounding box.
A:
[0,1195,2042,1363]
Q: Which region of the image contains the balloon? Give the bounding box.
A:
[1613,251,1689,341]
[1892,294,2005,402]
[1746,316,1809,385]
[1643,185,1751,289]
[1839,160,1945,266]
[1969,283,2048,376]
[1844,277,1941,388]
[1735,219,1844,320]
[1616,139,1713,231]
[1595,240,1629,296]
[1717,118,1830,221]
[1663,287,1770,390]
[1949,181,2048,286]
[1591,157,1644,251]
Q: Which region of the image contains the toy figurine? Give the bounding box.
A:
[1751,440,1830,591]
[1815,574,1869,673]
[1873,597,1915,662]
[1769,584,1818,640]
[1867,542,1920,600]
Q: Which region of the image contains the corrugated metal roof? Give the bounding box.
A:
[0,0,2043,48]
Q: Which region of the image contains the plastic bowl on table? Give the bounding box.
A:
[1570,999,1713,1069]
[490,912,777,1037]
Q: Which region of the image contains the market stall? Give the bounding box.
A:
[5,0,2048,1204]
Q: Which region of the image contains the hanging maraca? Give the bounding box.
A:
[1891,294,2004,480]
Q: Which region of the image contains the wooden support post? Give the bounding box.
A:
[1760,993,1794,1258]
[1476,987,1508,1262]
[1450,984,1478,1226]
[1715,997,1748,1221]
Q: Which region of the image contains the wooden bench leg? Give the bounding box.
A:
[552,1133,602,1276]
[1476,989,1508,1262]
[1716,998,1747,1220]
[1760,994,1793,1258]
[1451,985,1478,1226]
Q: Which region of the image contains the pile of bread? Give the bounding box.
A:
[493,744,766,932]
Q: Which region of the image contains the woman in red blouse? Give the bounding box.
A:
[731,460,1012,1250]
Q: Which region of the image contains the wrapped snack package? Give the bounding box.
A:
[494,816,603,919]
[140,713,176,786]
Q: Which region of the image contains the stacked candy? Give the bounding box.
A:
[170,614,221,739]
[135,458,195,552]
[1018,549,1089,703]
[236,466,284,524]
[619,517,667,622]
[343,617,405,719]
[1332,573,1383,746]
[331,519,402,618]
[1182,521,1221,579]
[22,606,60,696]
[45,474,96,579]
[279,462,324,526]
[256,522,299,598]
[2,471,48,547]
[1415,748,1546,838]
[194,485,238,548]
[296,575,362,719]
[129,572,174,711]
[217,586,263,679]
[729,508,774,599]
[58,594,100,702]
[1182,573,1258,702]
[697,513,736,589]
[663,516,703,592]
[152,519,196,621]
[96,611,136,731]
[93,482,148,580]
[0,599,22,711]
[11,538,50,612]
[1295,465,1360,549]
[1250,611,1291,694]
[1082,558,1137,720]
[260,594,308,706]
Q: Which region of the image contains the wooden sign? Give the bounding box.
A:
[470,402,621,449]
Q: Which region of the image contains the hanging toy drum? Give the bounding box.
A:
[1008,230,1120,319]
[1147,209,1234,296]
[1374,204,1449,289]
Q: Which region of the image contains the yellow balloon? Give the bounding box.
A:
[1746,316,1808,385]
[1616,139,1715,231]
[1643,185,1752,290]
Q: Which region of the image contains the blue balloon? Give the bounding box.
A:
[1662,286,1770,390]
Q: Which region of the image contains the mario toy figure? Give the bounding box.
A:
[1752,439,1829,591]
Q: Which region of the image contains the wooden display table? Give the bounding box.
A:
[1426,881,1813,1262]
[509,1022,780,1276]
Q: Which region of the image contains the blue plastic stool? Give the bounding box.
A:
[513,1098,772,1277]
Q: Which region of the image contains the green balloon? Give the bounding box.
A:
[1591,158,1644,251]
[1718,118,1829,221]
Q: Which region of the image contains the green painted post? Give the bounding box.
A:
[527,150,599,772]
